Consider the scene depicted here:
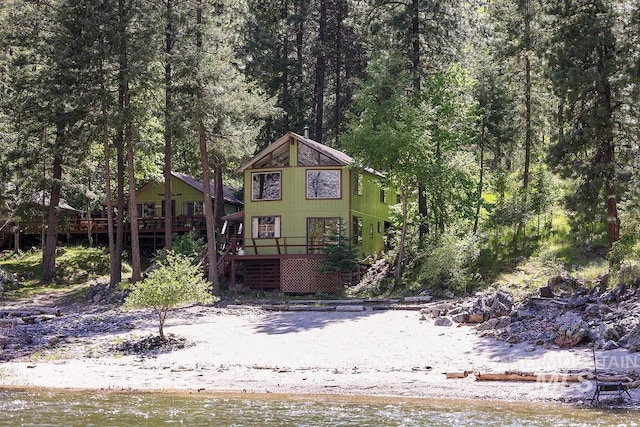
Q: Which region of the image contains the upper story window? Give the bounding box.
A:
[252,171,281,201]
[252,144,290,168]
[379,188,387,204]
[352,172,363,196]
[298,143,341,166]
[306,170,341,199]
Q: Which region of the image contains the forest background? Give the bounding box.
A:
[0,0,639,297]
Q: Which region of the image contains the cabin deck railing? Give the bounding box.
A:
[4,215,211,236]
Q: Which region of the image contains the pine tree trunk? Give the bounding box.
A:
[115,141,125,284]
[281,0,290,130]
[214,162,225,229]
[103,105,118,286]
[199,119,220,295]
[126,122,142,283]
[314,0,326,142]
[473,135,485,234]
[196,0,219,295]
[394,187,408,289]
[333,0,343,146]
[42,152,62,283]
[164,0,174,250]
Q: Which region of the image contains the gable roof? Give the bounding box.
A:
[237,131,354,172]
[171,172,243,206]
[238,132,383,177]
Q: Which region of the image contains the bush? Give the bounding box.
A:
[125,251,216,339]
[413,229,482,295]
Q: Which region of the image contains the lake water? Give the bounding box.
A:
[1,388,638,426]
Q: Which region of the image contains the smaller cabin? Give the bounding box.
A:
[135,172,242,222]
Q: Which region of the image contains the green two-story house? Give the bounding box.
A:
[230,131,395,293]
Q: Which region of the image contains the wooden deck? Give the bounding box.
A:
[0,216,212,252]
[2,217,354,295]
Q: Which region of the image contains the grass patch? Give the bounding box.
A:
[0,245,119,299]
[29,347,72,362]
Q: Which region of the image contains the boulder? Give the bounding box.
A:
[488,290,513,319]
[511,307,537,322]
[620,324,640,352]
[467,306,486,323]
[539,286,554,298]
[434,316,453,327]
[599,283,627,303]
[554,312,589,348]
[451,312,469,324]
[584,303,612,319]
[476,316,510,332]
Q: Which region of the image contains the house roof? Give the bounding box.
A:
[237,131,383,177]
[171,172,243,206]
[32,192,80,212]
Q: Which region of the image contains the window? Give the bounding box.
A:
[252,171,281,201]
[252,216,281,238]
[298,143,340,166]
[306,170,341,199]
[352,216,362,245]
[137,202,156,218]
[380,188,387,204]
[252,144,290,168]
[353,172,362,196]
[182,201,204,216]
[307,217,339,254]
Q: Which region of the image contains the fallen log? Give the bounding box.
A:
[445,371,471,379]
[0,307,62,318]
[475,372,586,382]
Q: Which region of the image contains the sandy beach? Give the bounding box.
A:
[2,301,639,405]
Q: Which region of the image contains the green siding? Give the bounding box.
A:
[136,176,238,216]
[243,139,395,257]
[351,170,394,256]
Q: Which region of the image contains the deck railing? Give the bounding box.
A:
[7,215,211,235]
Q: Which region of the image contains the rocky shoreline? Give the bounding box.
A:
[423,273,640,354]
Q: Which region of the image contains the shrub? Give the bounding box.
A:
[125,251,216,339]
[413,229,482,295]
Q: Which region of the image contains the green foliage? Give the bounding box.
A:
[125,251,216,339]
[409,228,483,296]
[318,219,359,274]
[0,246,112,285]
[155,230,205,264]
[417,65,479,234]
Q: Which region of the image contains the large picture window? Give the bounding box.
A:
[306,170,341,199]
[252,216,281,239]
[252,171,281,201]
[307,217,340,253]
